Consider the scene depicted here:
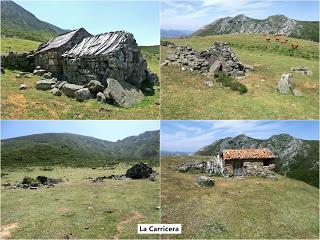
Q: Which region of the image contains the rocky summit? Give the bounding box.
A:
[192,14,319,42]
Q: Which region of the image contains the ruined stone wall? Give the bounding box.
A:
[1,51,35,72]
[63,45,147,88]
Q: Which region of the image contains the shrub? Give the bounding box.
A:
[22,176,40,184]
[216,72,248,94]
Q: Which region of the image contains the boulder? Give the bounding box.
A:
[209,60,222,77]
[96,92,106,103]
[125,162,154,179]
[87,80,105,94]
[75,88,91,101]
[57,81,67,90]
[62,84,84,98]
[35,79,57,90]
[195,176,214,187]
[277,73,293,94]
[103,78,144,107]
[42,72,52,79]
[33,69,46,76]
[50,88,62,96]
[19,84,28,90]
[292,89,303,97]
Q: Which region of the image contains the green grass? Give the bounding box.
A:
[1,37,41,54]
[161,156,319,239]
[1,165,160,239]
[161,34,319,119]
[1,38,160,120]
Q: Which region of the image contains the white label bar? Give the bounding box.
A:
[137,224,182,234]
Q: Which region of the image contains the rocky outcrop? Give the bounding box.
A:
[125,162,154,179]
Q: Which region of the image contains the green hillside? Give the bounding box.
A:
[1,0,66,42]
[1,131,160,169]
[161,34,319,119]
[161,156,319,239]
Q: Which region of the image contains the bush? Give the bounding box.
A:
[216,72,248,94]
[22,176,40,184]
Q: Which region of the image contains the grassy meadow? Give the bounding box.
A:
[161,34,319,119]
[161,156,319,239]
[1,164,160,239]
[1,38,160,120]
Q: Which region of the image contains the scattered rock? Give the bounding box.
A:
[57,81,67,90]
[290,66,312,76]
[105,208,114,213]
[62,83,84,98]
[87,80,105,94]
[195,176,214,187]
[103,78,144,107]
[277,73,293,94]
[33,69,46,76]
[204,80,214,87]
[292,89,303,97]
[50,88,62,96]
[75,88,91,101]
[42,72,52,79]
[19,84,28,90]
[96,92,106,103]
[35,79,57,90]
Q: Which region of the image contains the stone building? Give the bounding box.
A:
[61,31,148,88]
[222,149,276,177]
[34,28,91,76]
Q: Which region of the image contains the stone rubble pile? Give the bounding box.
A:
[290,66,312,76]
[4,176,63,190]
[32,66,150,107]
[163,41,254,79]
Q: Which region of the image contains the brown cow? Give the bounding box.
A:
[291,43,299,49]
[265,37,271,42]
[281,39,288,44]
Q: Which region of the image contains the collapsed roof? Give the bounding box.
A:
[35,28,91,54]
[223,149,275,160]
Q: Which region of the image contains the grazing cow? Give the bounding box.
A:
[275,37,280,41]
[281,39,288,44]
[291,43,299,49]
[265,37,271,42]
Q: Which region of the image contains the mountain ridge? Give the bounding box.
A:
[1,131,160,168]
[192,14,319,42]
[1,0,68,42]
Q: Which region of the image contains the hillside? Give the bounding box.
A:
[192,14,319,42]
[160,29,192,38]
[1,131,160,168]
[1,0,67,42]
[161,156,319,239]
[195,134,319,187]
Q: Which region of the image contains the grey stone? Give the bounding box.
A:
[62,83,84,98]
[195,176,214,187]
[50,88,62,96]
[96,92,106,102]
[42,72,52,79]
[236,71,245,77]
[75,88,91,101]
[35,66,41,70]
[87,80,105,94]
[57,81,67,90]
[292,89,303,97]
[277,73,293,94]
[35,79,57,90]
[33,69,46,76]
[204,80,214,87]
[209,60,222,76]
[19,84,28,90]
[290,66,312,76]
[104,78,144,107]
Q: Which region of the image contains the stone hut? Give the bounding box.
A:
[61,31,148,88]
[222,149,276,176]
[34,28,91,76]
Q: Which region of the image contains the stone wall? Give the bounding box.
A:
[35,50,63,76]
[243,161,275,177]
[63,45,148,89]
[1,51,35,72]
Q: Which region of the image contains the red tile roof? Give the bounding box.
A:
[223,149,275,160]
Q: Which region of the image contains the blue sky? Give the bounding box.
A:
[161,120,319,152]
[1,120,160,141]
[161,0,319,30]
[14,0,160,45]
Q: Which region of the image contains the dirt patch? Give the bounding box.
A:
[0,223,18,239]
[57,208,72,214]
[113,212,144,240]
[5,94,26,118]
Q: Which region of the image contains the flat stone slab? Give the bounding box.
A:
[35,79,57,90]
[62,83,84,98]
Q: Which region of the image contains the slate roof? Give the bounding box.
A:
[223,149,275,160]
[36,28,89,53]
[62,31,133,58]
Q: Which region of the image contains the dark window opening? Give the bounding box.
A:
[263,160,269,166]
